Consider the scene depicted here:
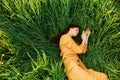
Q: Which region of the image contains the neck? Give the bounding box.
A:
[66,32,72,37]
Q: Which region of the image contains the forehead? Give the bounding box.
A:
[72,27,79,30]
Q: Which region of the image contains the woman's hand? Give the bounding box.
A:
[81,28,91,44]
[85,28,91,38]
[81,30,87,42]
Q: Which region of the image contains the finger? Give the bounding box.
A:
[82,30,85,34]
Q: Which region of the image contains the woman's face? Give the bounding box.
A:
[70,27,79,37]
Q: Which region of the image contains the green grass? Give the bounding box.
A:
[0,0,120,80]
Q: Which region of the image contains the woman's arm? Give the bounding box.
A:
[60,35,87,54]
[81,28,91,53]
[60,28,91,54]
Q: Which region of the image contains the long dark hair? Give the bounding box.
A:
[50,24,80,43]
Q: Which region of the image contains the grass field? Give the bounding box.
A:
[0,0,120,80]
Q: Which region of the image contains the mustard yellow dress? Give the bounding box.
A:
[59,34,109,80]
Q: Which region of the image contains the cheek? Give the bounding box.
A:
[76,32,78,36]
[76,30,79,34]
[77,30,79,34]
[74,32,78,36]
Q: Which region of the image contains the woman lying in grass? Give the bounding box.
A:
[51,24,109,80]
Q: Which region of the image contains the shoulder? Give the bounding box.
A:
[60,34,73,47]
[60,34,72,42]
[60,34,71,40]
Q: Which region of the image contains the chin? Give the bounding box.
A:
[73,35,77,37]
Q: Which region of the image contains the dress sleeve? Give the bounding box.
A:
[60,35,87,54]
[69,40,87,54]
